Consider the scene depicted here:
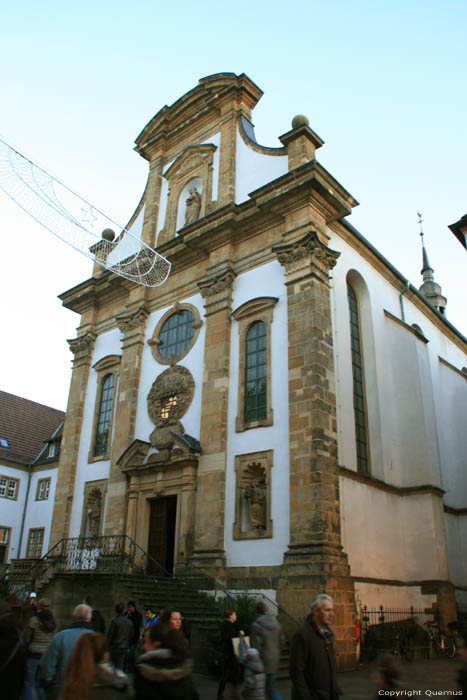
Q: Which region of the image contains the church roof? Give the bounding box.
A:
[0,390,65,466]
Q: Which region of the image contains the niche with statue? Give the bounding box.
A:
[233,450,273,540]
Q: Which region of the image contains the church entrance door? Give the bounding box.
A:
[147,496,177,575]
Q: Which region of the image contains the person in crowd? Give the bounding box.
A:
[107,603,134,671]
[373,655,399,694]
[21,591,38,630]
[0,599,27,700]
[239,647,265,700]
[61,632,132,699]
[126,600,143,673]
[458,631,467,696]
[289,593,341,700]
[217,609,241,700]
[250,601,284,700]
[23,598,56,700]
[142,607,158,633]
[85,595,106,634]
[39,603,94,700]
[134,621,193,699]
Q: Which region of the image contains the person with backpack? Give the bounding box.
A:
[23,598,56,700]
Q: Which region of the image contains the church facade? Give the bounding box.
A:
[49,73,467,664]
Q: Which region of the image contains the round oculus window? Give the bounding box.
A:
[158,309,195,360]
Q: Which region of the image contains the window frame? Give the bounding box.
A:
[0,475,19,500]
[347,281,371,474]
[148,303,202,366]
[232,297,278,432]
[36,477,51,501]
[26,527,45,559]
[0,526,11,564]
[88,355,121,463]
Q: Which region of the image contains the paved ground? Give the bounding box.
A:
[194,657,464,699]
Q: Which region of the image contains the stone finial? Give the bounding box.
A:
[101,228,115,242]
[291,115,310,129]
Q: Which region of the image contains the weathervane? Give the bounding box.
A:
[417,211,425,247]
[0,137,171,287]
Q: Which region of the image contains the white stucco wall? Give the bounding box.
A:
[355,581,436,612]
[235,129,287,204]
[225,260,290,566]
[135,292,207,444]
[0,463,27,561]
[69,328,122,537]
[20,466,58,557]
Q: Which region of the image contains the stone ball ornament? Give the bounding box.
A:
[291,114,309,129]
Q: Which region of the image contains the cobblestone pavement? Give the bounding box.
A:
[194,657,464,699]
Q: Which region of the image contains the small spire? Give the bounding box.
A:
[417,213,447,315]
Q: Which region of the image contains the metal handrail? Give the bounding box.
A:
[179,560,300,629]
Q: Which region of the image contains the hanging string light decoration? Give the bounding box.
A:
[0,137,171,287]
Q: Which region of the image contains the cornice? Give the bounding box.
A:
[383,310,429,343]
[444,504,467,516]
[439,356,467,380]
[339,465,445,499]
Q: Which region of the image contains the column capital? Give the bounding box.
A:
[117,303,149,347]
[198,268,236,315]
[67,330,96,365]
[272,230,340,284]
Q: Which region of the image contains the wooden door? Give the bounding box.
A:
[147,496,177,574]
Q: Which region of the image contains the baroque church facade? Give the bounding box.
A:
[48,73,466,664]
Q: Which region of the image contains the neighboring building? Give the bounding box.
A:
[0,390,64,566]
[449,213,467,250]
[45,73,466,666]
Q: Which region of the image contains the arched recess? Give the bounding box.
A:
[345,270,383,477]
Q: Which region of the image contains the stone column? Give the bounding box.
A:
[104,303,149,535]
[50,330,96,546]
[190,268,236,570]
[272,231,356,670]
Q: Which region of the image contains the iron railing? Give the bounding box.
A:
[360,604,435,632]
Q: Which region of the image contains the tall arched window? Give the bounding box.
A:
[245,321,267,424]
[347,283,369,474]
[94,373,115,457]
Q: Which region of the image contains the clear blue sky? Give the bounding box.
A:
[1,0,466,409]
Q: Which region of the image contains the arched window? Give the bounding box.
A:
[347,283,369,474]
[94,373,115,457]
[245,321,267,424]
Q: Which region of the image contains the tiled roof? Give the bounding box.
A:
[0,390,65,466]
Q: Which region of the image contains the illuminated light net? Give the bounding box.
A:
[0,137,171,287]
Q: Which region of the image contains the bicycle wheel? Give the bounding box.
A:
[443,637,456,658]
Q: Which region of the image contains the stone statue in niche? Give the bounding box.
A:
[184,187,201,225]
[86,490,102,537]
[242,461,266,530]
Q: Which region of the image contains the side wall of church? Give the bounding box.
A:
[329,228,467,608]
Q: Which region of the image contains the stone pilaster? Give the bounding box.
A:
[190,268,236,570]
[104,302,149,535]
[272,231,357,670]
[50,330,96,546]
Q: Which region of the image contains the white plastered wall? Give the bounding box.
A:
[0,463,27,561]
[225,260,290,566]
[235,129,287,204]
[21,466,58,557]
[69,328,122,537]
[135,292,206,443]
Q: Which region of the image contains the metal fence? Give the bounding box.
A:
[360,605,435,631]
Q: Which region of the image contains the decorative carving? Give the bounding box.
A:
[147,366,195,458]
[184,187,202,225]
[199,270,236,298]
[68,331,96,359]
[117,304,149,335]
[241,462,267,529]
[273,230,340,275]
[234,450,273,540]
[85,487,103,537]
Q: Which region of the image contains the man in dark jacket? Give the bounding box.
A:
[289,594,341,700]
[127,600,143,672]
[107,602,134,671]
[250,601,284,700]
[217,609,241,700]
